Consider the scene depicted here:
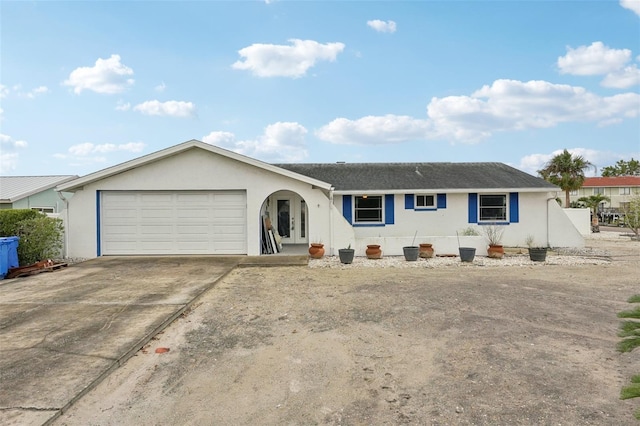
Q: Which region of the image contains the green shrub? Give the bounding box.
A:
[15,216,64,265]
[0,209,39,236]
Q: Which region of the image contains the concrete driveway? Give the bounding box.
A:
[0,256,304,426]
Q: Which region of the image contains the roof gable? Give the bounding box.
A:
[0,175,78,202]
[56,140,332,192]
[276,162,558,192]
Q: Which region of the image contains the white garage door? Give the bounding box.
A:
[101,191,247,255]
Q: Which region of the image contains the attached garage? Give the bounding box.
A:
[100,190,247,255]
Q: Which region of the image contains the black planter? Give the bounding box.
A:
[338,249,355,264]
[528,247,548,262]
[459,247,476,262]
[403,246,420,261]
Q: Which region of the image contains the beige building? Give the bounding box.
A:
[569,176,640,224]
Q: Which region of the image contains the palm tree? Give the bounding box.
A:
[538,149,595,207]
[578,194,611,232]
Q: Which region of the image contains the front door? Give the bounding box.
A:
[275,195,307,244]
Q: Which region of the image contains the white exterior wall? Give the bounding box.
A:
[563,208,591,236]
[332,191,584,256]
[65,149,332,258]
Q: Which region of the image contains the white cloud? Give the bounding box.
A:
[620,0,640,15]
[316,115,431,145]
[517,148,632,176]
[427,79,640,141]
[557,41,631,76]
[601,64,640,88]
[133,100,196,117]
[69,142,145,156]
[63,54,134,94]
[232,39,345,78]
[26,86,50,98]
[315,79,640,145]
[0,84,9,99]
[155,82,166,92]
[203,122,308,162]
[115,101,131,111]
[367,19,397,33]
[0,134,28,173]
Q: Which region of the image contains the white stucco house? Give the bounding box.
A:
[56,139,583,259]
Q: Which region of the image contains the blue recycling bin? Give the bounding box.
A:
[0,236,20,279]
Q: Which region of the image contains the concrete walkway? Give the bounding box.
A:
[0,255,307,426]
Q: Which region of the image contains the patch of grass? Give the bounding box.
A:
[621,383,640,400]
[618,338,640,353]
[617,307,640,319]
[619,321,640,337]
[617,295,640,420]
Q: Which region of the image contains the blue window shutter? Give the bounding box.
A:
[405,194,414,209]
[385,194,395,225]
[437,193,447,209]
[468,193,478,223]
[342,195,352,224]
[509,192,519,223]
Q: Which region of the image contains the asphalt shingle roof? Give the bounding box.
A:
[0,175,78,202]
[275,162,558,191]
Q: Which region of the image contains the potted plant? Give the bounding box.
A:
[366,244,382,259]
[403,231,420,261]
[308,241,325,259]
[419,243,434,258]
[482,225,505,259]
[457,227,478,262]
[525,234,548,262]
[338,244,355,264]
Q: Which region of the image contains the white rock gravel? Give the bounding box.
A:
[309,231,635,269]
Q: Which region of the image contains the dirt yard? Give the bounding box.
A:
[56,235,639,425]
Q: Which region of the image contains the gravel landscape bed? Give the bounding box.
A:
[310,231,633,269]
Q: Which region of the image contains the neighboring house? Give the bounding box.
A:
[56,140,583,259]
[0,175,77,213]
[570,176,640,209]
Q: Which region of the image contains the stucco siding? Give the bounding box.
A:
[65,148,332,258]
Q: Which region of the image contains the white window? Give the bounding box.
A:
[479,194,507,221]
[31,207,54,214]
[569,190,578,196]
[415,194,435,208]
[620,187,631,195]
[354,195,383,223]
[593,188,604,195]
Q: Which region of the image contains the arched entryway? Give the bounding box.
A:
[260,190,309,255]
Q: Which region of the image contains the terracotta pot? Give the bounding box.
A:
[487,244,504,259]
[366,244,382,259]
[419,243,434,258]
[308,243,325,259]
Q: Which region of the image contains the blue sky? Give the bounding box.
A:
[1,0,639,178]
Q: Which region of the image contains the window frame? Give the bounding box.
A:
[31,207,55,214]
[353,195,384,224]
[593,187,604,195]
[478,194,508,222]
[620,187,631,195]
[414,194,436,209]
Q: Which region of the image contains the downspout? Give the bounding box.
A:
[547,195,556,247]
[57,191,69,259]
[329,187,335,256]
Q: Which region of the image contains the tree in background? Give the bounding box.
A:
[601,158,640,177]
[623,195,640,239]
[578,194,611,232]
[538,149,595,207]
